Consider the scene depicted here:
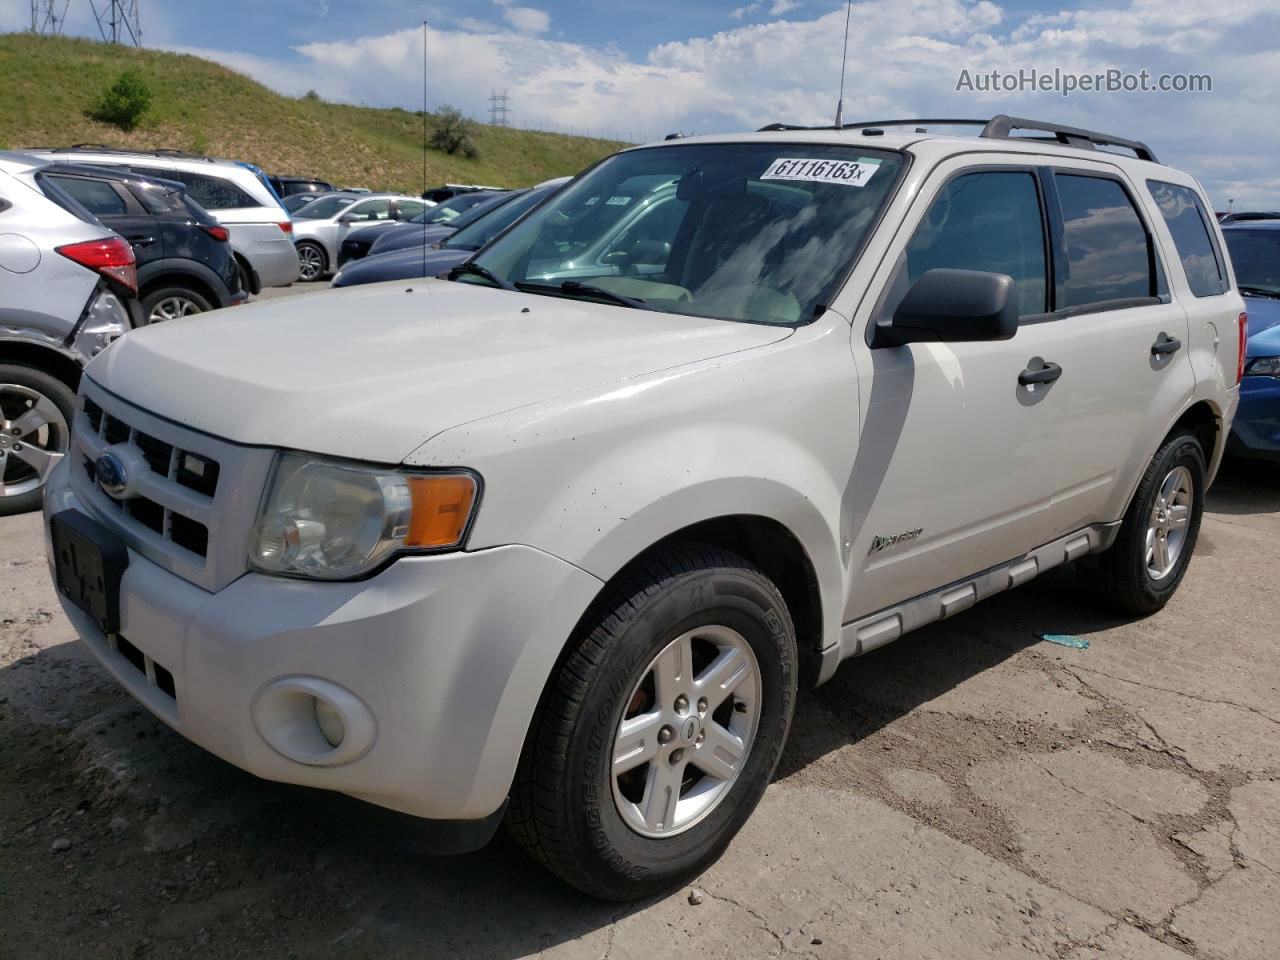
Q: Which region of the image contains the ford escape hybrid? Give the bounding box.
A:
[43,117,1242,900]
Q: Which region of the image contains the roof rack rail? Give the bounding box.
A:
[756,114,1158,162]
[45,144,219,162]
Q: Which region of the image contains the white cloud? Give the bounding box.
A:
[491,0,550,35]
[731,4,762,20]
[771,0,804,15]
[167,0,1280,206]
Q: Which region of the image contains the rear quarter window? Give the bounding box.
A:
[1146,180,1226,297]
[43,175,129,216]
[170,170,261,210]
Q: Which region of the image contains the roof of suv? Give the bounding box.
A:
[25,144,250,170]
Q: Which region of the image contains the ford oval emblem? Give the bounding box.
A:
[95,453,129,498]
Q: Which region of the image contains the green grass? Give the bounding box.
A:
[0,33,625,191]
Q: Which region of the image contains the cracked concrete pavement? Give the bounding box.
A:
[1,460,1277,959]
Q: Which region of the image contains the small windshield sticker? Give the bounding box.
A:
[605,195,633,206]
[761,157,881,187]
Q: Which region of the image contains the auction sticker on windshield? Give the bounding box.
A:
[761,157,881,187]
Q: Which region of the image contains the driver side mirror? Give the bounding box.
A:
[338,212,359,224]
[872,268,1018,348]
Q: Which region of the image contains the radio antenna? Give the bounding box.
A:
[833,0,852,128]
[430,19,435,281]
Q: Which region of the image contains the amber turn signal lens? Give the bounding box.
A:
[404,474,477,548]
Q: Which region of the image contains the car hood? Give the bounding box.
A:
[1244,294,1280,350]
[333,247,467,287]
[373,223,455,253]
[88,280,792,463]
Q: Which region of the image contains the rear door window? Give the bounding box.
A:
[44,175,129,216]
[169,170,259,210]
[1055,174,1156,308]
[1146,180,1226,297]
[904,170,1048,318]
[347,199,392,222]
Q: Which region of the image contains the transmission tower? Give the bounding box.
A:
[30,0,70,35]
[488,90,511,127]
[90,0,141,46]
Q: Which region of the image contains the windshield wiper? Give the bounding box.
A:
[514,280,654,311]
[448,262,514,290]
[1238,285,1280,300]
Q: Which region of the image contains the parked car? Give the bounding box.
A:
[291,193,429,280]
[42,116,1242,901]
[350,189,509,263]
[37,164,244,322]
[0,151,143,515]
[1221,220,1280,459]
[330,179,567,287]
[344,190,514,264]
[25,146,300,293]
[1218,211,1280,224]
[269,175,335,198]
[422,182,504,203]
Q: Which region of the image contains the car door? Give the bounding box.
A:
[1027,163,1197,536]
[42,173,162,269]
[844,160,1073,620]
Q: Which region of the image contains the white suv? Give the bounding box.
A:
[25,147,300,293]
[43,116,1243,901]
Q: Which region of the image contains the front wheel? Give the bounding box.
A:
[295,242,327,282]
[1079,428,1206,614]
[507,544,798,901]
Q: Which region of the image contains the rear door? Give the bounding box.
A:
[1030,162,1197,535]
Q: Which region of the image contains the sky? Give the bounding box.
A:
[4,0,1279,207]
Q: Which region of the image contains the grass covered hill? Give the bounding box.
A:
[0,33,624,191]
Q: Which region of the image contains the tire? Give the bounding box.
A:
[1079,428,1206,615]
[0,364,77,517]
[142,286,213,324]
[296,242,327,282]
[507,544,798,901]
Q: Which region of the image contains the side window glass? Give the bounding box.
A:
[394,200,426,221]
[1147,180,1225,297]
[349,199,391,221]
[46,176,128,216]
[171,171,256,210]
[904,171,1047,317]
[1055,174,1155,308]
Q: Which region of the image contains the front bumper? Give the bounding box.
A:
[1227,375,1280,460]
[44,462,602,835]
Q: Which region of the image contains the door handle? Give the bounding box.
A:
[1018,361,1063,386]
[1151,333,1182,356]
[127,235,155,246]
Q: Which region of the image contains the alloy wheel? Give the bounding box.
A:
[297,245,324,280]
[149,295,203,323]
[0,384,69,500]
[1146,465,1193,581]
[610,624,761,838]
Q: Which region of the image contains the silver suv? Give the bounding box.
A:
[0,152,142,515]
[43,117,1243,900]
[25,146,300,293]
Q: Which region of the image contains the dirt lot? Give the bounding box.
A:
[1,460,1277,960]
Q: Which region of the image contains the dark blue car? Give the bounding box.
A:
[1222,221,1280,460]
[332,181,564,288]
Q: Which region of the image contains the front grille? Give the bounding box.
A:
[75,394,219,561]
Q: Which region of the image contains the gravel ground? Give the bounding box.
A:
[1,452,1277,960]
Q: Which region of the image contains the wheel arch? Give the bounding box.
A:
[137,260,227,310]
[0,339,82,391]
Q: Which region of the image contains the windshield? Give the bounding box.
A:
[1223,230,1280,297]
[414,191,505,224]
[282,193,318,213]
[444,190,541,250]
[469,143,904,325]
[294,195,357,219]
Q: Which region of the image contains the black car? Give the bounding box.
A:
[38,164,244,322]
[269,175,335,198]
[338,191,509,265]
[421,182,504,203]
[333,182,561,288]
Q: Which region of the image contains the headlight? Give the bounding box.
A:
[1244,356,1280,378]
[248,453,479,580]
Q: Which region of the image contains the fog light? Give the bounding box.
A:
[313,696,345,747]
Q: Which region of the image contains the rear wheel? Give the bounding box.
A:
[0,364,75,517]
[142,286,213,323]
[296,242,327,282]
[1079,429,1206,614]
[507,544,798,901]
